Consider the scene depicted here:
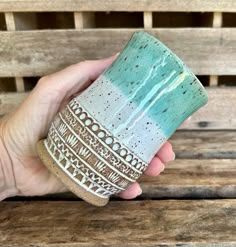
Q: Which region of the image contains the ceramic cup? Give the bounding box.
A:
[37,31,208,206]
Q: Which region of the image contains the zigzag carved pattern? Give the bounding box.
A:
[46,131,120,196]
[50,123,128,189]
[51,119,131,188]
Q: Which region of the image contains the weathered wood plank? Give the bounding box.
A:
[0,29,236,77]
[1,88,236,130]
[171,131,236,159]
[4,13,26,92]
[0,200,236,246]
[0,0,236,12]
[140,159,236,198]
[180,88,236,130]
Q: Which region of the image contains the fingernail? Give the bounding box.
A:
[137,187,142,196]
[115,52,120,57]
[161,164,165,173]
[171,152,176,161]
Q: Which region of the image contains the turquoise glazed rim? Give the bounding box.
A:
[104,31,208,139]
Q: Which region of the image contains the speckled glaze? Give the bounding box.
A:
[79,31,208,163]
[38,31,208,206]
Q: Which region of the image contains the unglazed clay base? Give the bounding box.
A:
[36,140,109,207]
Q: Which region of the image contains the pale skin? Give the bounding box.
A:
[0,54,175,201]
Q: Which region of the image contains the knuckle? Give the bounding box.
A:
[37,76,49,87]
[76,60,90,69]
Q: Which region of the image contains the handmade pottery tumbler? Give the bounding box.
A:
[37,31,208,206]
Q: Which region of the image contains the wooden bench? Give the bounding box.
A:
[0,1,236,246]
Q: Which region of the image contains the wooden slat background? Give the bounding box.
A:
[0,1,236,246]
[1,29,236,77]
[0,0,236,12]
[171,131,236,159]
[1,200,236,246]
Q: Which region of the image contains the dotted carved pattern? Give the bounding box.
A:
[44,98,148,198]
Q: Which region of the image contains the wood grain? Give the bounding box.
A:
[0,0,236,12]
[0,29,236,77]
[4,13,26,92]
[1,88,236,130]
[0,200,236,246]
[140,159,236,198]
[171,131,236,159]
[179,88,236,130]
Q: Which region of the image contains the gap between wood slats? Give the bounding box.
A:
[1,88,235,130]
[0,0,236,12]
[0,200,236,246]
[0,29,235,77]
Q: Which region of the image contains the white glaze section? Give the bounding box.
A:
[77,75,167,163]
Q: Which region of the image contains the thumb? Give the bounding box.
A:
[35,53,119,101]
[5,54,119,153]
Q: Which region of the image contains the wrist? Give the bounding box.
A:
[0,120,18,200]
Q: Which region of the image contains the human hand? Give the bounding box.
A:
[0,54,175,200]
